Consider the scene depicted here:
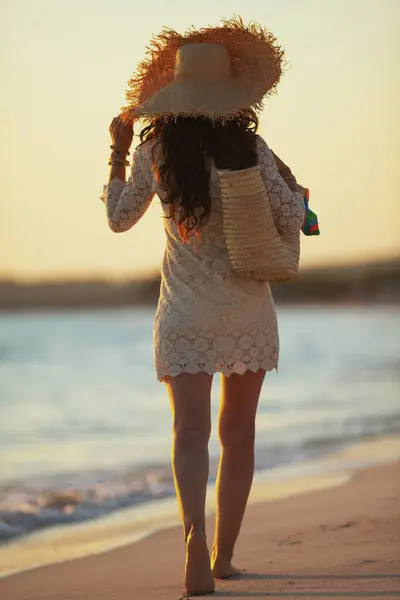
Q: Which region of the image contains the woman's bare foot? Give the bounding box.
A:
[211,553,240,579]
[185,530,215,596]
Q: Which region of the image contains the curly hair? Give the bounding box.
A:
[139,110,259,241]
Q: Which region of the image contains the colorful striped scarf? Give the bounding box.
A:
[302,188,320,236]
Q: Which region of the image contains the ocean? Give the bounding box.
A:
[0,306,399,543]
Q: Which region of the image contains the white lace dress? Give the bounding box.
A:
[101,135,305,381]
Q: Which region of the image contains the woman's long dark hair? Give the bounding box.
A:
[140,110,259,241]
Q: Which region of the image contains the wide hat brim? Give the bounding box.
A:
[136,79,270,121]
[122,17,286,122]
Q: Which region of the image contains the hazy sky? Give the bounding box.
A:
[1,0,399,281]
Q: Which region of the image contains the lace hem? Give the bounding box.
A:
[156,355,278,382]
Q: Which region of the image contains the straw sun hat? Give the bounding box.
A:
[121,17,285,122]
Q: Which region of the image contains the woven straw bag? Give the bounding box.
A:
[218,165,300,283]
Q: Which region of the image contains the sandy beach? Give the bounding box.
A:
[1,459,399,599]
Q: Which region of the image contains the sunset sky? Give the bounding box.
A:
[1,0,399,281]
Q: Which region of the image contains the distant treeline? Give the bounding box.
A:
[0,258,399,311]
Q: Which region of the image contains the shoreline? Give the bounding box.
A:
[1,435,399,581]
[1,457,399,598]
[4,429,400,547]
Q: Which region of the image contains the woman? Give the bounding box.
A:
[101,19,305,596]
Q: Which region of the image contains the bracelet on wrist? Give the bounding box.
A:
[110,149,131,163]
[108,158,130,167]
[110,145,130,156]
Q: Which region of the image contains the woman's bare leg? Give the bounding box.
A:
[211,369,265,578]
[165,372,215,596]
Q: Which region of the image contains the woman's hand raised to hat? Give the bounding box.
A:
[109,115,134,154]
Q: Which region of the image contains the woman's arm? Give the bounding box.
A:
[256,136,305,234]
[101,116,155,233]
[270,150,306,196]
